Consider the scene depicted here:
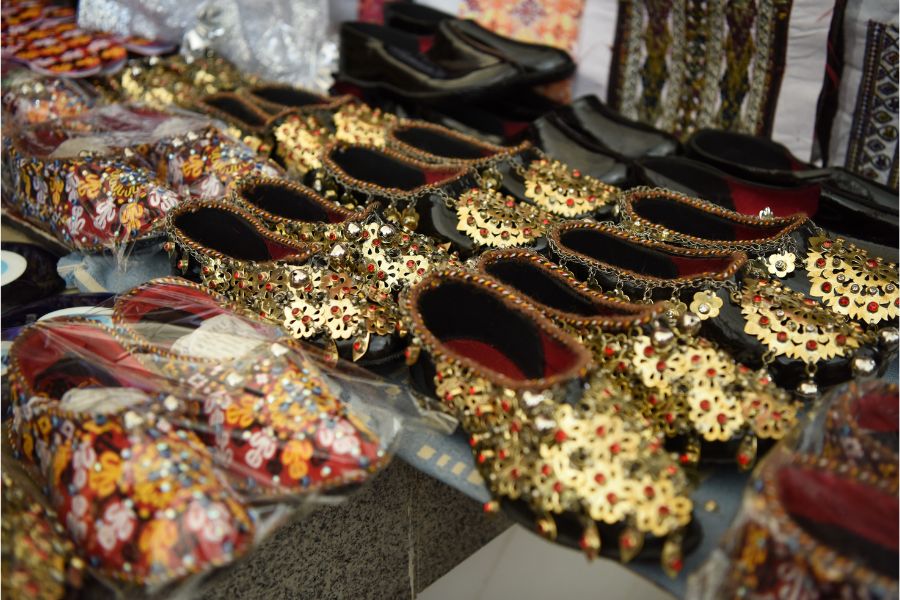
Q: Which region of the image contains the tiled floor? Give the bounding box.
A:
[418,525,673,600]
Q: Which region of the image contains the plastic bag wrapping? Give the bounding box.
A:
[1,103,282,260]
[77,0,337,90]
[1,68,98,125]
[3,276,434,596]
[686,380,899,599]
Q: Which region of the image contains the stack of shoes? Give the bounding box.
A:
[6,278,389,586]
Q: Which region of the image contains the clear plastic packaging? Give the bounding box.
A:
[1,103,282,258]
[5,276,411,596]
[687,380,899,599]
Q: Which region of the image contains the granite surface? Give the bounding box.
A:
[193,459,511,599]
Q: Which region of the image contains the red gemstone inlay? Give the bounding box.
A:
[867,259,878,269]
[806,340,818,351]
[700,400,711,412]
[716,413,728,425]
[836,334,847,346]
[541,465,552,476]
[596,426,606,437]
[759,316,770,326]
[839,296,850,307]
[737,453,751,467]
[815,258,826,268]
[867,301,879,313]
[555,430,568,443]
[821,282,832,293]
[643,346,655,357]
[553,482,564,493]
[594,473,606,484]
[776,332,788,343]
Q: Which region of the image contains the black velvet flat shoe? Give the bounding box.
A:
[337,21,520,102]
[402,269,697,572]
[547,216,891,395]
[686,129,899,247]
[243,83,351,116]
[384,119,620,220]
[528,112,630,185]
[383,2,575,86]
[613,188,899,392]
[633,156,821,219]
[164,199,406,364]
[475,249,798,470]
[555,95,681,158]
[315,142,554,256]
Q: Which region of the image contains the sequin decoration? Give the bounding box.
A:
[806,236,899,326]
[741,277,868,364]
[456,188,552,248]
[522,158,618,217]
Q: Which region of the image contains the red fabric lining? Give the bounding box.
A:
[540,330,578,378]
[853,390,899,432]
[444,339,526,380]
[263,238,304,260]
[118,284,228,324]
[443,332,579,381]
[501,120,530,140]
[727,180,820,220]
[417,35,435,54]
[668,256,734,277]
[778,467,898,552]
[422,168,463,185]
[16,324,153,395]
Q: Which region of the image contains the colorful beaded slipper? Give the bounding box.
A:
[705,451,898,599]
[7,319,255,585]
[317,142,554,256]
[384,119,621,220]
[232,176,460,301]
[2,130,180,252]
[112,277,390,499]
[2,462,85,600]
[475,249,798,469]
[148,125,283,200]
[165,199,405,363]
[547,218,884,396]
[402,269,697,573]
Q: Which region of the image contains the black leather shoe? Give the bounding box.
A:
[686,129,899,247]
[243,84,351,115]
[556,95,681,158]
[383,2,575,85]
[529,112,630,184]
[338,21,520,101]
[633,156,821,219]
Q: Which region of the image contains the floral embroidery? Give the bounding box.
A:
[225,397,257,428]
[282,439,314,480]
[119,202,145,234]
[89,451,123,497]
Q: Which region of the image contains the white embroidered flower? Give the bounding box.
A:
[195,175,224,199]
[71,494,88,518]
[33,176,48,204]
[92,197,117,230]
[147,187,179,212]
[69,204,85,237]
[66,511,88,541]
[244,431,276,469]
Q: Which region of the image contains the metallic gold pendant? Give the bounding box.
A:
[456,188,551,248]
[522,158,618,218]
[805,235,899,326]
[333,103,397,146]
[274,114,330,176]
[741,277,866,363]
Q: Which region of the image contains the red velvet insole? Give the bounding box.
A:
[778,467,899,552]
[445,339,527,380]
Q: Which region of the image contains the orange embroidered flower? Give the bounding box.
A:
[49,177,64,205]
[76,172,101,200]
[20,430,34,459]
[51,444,72,486]
[133,479,175,509]
[89,451,123,498]
[225,397,257,429]
[37,415,52,436]
[138,519,177,566]
[119,202,145,234]
[282,439,314,480]
[182,154,205,179]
